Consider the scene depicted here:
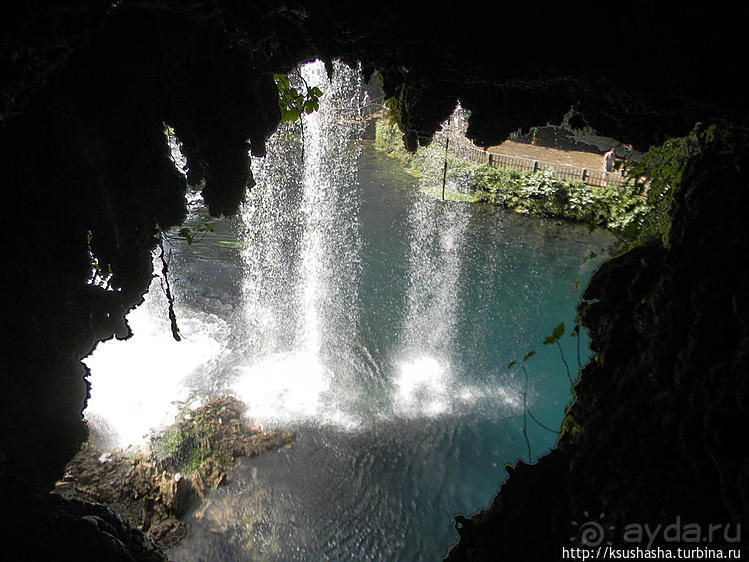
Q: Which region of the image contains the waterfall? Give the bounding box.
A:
[78,61,608,560]
[231,66,522,429]
[231,60,366,429]
[296,61,363,355]
[392,195,471,418]
[390,105,519,420]
[83,61,523,451]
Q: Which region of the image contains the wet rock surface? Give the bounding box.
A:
[54,397,294,548]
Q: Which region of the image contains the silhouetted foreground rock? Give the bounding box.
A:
[54,397,294,547]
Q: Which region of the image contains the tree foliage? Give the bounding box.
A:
[273,73,322,123]
[618,123,716,248]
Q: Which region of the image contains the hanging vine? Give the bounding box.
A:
[156,233,181,342]
[507,321,580,461]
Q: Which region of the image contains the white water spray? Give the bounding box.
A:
[232,60,366,428]
[84,251,230,448]
[233,64,522,427]
[389,106,477,419]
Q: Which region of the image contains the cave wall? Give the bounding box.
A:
[1,2,748,559]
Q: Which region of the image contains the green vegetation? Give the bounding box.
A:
[375,119,647,236]
[471,167,646,234]
[375,118,717,249]
[273,73,323,123]
[151,409,228,475]
[375,118,426,175]
[559,405,583,442]
[217,240,244,248]
[59,397,295,547]
[273,71,324,161]
[377,115,718,463]
[150,397,295,478]
[618,122,715,249]
[377,109,718,468]
[176,222,214,245]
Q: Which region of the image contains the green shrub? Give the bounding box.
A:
[374,118,649,236]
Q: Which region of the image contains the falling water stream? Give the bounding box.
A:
[83,60,613,560]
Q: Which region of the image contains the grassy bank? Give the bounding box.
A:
[374,119,648,235]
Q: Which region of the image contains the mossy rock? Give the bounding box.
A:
[151,397,295,485]
[55,396,295,548]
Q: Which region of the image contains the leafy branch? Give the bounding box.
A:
[508,348,562,463]
[543,322,572,385]
[507,319,587,461]
[273,73,322,123]
[508,351,535,462]
[153,221,215,342]
[157,221,215,248]
[274,72,323,161]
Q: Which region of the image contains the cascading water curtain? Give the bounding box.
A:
[233,59,366,428]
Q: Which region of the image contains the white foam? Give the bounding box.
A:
[84,272,229,448]
[390,356,524,420]
[231,350,334,426]
[392,356,451,418]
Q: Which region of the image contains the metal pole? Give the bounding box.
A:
[442,115,451,201]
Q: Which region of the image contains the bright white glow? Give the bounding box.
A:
[238,59,365,430]
[393,356,451,417]
[164,125,188,177]
[231,351,330,424]
[495,386,522,409]
[230,350,364,431]
[391,356,523,420]
[84,264,229,448]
